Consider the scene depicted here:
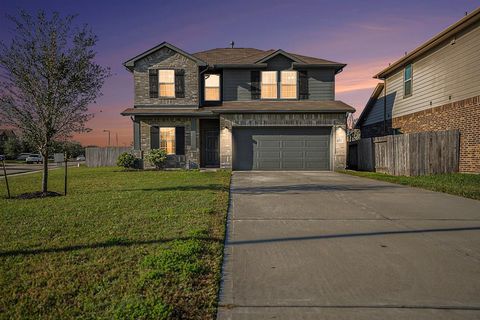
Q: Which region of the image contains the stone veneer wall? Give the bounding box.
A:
[392,95,480,173]
[219,113,347,170]
[133,47,199,106]
[138,116,200,169]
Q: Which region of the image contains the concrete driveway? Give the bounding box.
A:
[217,171,480,320]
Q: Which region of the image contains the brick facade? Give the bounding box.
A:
[133,47,199,106]
[137,116,200,169]
[392,95,480,173]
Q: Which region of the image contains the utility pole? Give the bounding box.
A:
[103,129,111,146]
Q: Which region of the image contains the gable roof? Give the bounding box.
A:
[123,42,207,71]
[374,7,480,78]
[192,47,345,71]
[355,83,384,128]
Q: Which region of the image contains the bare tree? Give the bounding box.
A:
[0,11,110,195]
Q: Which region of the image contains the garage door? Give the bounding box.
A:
[233,127,331,170]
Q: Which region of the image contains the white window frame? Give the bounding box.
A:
[158,70,175,98]
[204,74,221,101]
[280,70,298,99]
[261,71,278,99]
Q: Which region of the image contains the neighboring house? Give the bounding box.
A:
[0,129,16,154]
[121,42,355,170]
[356,8,480,173]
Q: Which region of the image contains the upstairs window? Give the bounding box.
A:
[281,71,297,99]
[159,70,175,97]
[261,71,277,99]
[404,64,412,97]
[204,74,220,101]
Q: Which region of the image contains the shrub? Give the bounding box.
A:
[145,149,167,169]
[117,152,136,169]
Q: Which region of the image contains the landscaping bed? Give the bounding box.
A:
[339,170,480,200]
[0,167,231,319]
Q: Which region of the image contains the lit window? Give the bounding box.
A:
[281,71,297,99]
[261,71,277,99]
[159,70,175,97]
[160,127,176,154]
[404,64,412,96]
[205,74,220,101]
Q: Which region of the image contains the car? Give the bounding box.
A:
[0,155,5,161]
[16,153,31,161]
[76,155,86,161]
[26,154,43,164]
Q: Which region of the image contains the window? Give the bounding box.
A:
[204,74,220,101]
[160,127,176,154]
[261,71,277,99]
[159,70,175,97]
[404,64,412,96]
[281,71,297,99]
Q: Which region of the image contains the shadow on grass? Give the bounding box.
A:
[0,236,222,257]
[228,226,480,245]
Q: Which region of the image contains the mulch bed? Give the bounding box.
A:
[13,191,63,199]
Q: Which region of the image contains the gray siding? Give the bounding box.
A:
[223,69,252,101]
[307,69,335,101]
[266,55,294,70]
[385,21,480,118]
[222,67,336,101]
[364,92,397,126]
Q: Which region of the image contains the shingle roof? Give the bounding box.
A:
[121,100,355,116]
[192,48,344,67]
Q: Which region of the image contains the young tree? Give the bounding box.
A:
[0,11,110,194]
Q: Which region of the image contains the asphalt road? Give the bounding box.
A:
[217,171,480,320]
[0,162,83,177]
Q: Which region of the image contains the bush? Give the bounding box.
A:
[117,152,136,169]
[145,149,167,169]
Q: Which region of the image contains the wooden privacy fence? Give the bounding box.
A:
[348,130,460,176]
[86,147,132,167]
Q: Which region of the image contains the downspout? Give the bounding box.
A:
[382,77,387,136]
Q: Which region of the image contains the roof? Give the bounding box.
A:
[123,42,207,71]
[355,83,384,128]
[121,101,355,116]
[212,101,355,113]
[374,7,480,78]
[192,47,345,71]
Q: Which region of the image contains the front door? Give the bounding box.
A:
[201,119,220,167]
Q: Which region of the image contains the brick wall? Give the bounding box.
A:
[393,95,480,173]
[138,116,200,169]
[134,47,199,106]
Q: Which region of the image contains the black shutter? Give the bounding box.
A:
[175,127,185,155]
[150,126,159,149]
[175,69,185,98]
[149,69,158,98]
[250,71,260,100]
[299,70,309,100]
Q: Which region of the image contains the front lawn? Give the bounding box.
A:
[0,167,231,319]
[340,170,480,200]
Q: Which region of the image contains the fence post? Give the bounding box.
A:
[2,159,10,198]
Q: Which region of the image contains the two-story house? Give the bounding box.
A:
[121,42,355,170]
[356,7,480,173]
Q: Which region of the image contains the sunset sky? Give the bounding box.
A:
[1,0,478,146]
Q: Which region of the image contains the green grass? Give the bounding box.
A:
[339,170,480,200]
[0,167,231,319]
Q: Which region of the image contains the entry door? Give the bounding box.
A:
[204,129,219,166]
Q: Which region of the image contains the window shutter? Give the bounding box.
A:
[250,71,260,100]
[298,70,309,100]
[149,69,158,98]
[175,127,185,155]
[175,69,185,98]
[150,126,159,149]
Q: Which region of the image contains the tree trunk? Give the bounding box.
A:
[41,149,48,194]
